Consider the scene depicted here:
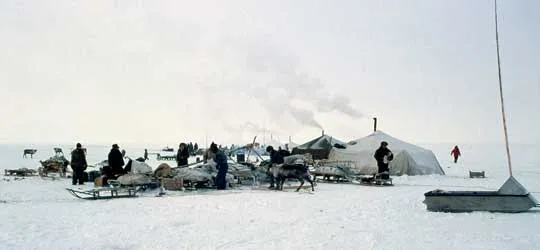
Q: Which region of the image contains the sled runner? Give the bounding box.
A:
[251,182,317,191]
[66,186,139,200]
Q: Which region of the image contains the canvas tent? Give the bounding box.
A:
[328,131,445,176]
[292,134,345,160]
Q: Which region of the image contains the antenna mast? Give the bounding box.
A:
[494,0,513,176]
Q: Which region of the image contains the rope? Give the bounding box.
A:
[494,0,513,177]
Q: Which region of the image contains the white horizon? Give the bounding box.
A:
[1,0,539,146]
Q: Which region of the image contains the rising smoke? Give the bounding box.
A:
[239,39,364,129]
[198,36,365,133]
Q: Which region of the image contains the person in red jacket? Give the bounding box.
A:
[451,145,461,163]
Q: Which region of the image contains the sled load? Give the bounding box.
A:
[39,155,70,178]
[4,168,38,177]
[311,160,355,182]
[170,162,237,190]
[92,158,160,190]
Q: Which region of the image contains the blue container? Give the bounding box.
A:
[236,154,245,163]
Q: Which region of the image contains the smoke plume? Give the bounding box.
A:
[199,36,365,132]
[239,39,364,130]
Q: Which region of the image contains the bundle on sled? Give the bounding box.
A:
[227,162,260,185]
[93,158,159,190]
[170,162,235,190]
[284,154,314,165]
[4,168,38,177]
[38,155,70,178]
[115,158,159,189]
[311,160,354,182]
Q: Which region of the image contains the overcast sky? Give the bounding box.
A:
[0,0,538,147]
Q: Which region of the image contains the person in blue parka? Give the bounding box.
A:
[210,143,229,190]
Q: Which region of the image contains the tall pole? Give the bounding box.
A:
[494,0,513,176]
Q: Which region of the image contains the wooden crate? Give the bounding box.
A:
[94,176,103,187]
[469,171,486,178]
[162,178,184,191]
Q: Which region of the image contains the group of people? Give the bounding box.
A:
[68,140,463,189]
[69,143,127,186]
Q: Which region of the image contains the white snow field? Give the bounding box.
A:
[1,143,539,250]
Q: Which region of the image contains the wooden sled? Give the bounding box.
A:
[156,154,176,161]
[66,186,139,200]
[251,182,317,191]
[357,173,393,186]
[4,168,38,177]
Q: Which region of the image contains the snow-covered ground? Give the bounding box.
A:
[1,143,539,250]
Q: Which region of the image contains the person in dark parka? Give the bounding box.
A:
[266,146,285,189]
[176,143,189,167]
[373,141,393,179]
[210,143,229,190]
[108,144,125,177]
[70,143,87,185]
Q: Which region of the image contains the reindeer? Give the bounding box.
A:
[53,147,64,156]
[23,149,37,158]
[270,163,315,192]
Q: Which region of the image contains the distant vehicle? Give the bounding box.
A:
[162,146,174,152]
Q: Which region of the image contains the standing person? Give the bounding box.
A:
[144,149,149,161]
[70,143,87,185]
[188,142,194,156]
[176,143,189,167]
[374,141,393,179]
[210,143,229,190]
[451,145,461,163]
[108,144,125,178]
[194,143,199,154]
[266,146,285,189]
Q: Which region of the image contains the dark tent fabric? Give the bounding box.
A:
[291,135,345,160]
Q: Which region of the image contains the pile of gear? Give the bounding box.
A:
[38,155,70,177]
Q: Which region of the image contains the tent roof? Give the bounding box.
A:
[346,130,428,152]
[328,130,445,176]
[295,135,345,150]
